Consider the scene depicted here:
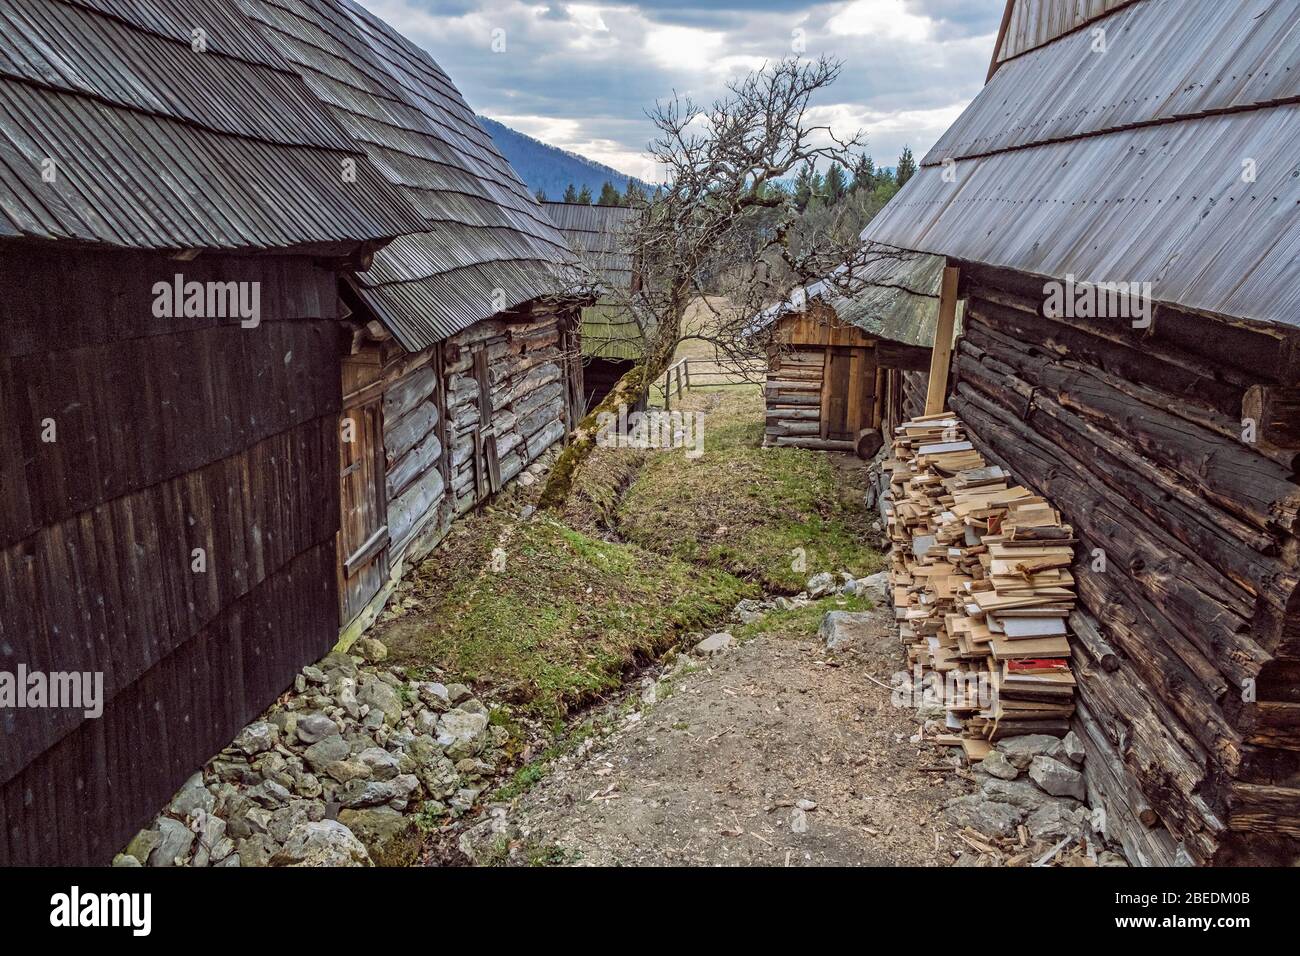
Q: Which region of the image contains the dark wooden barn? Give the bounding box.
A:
[0,0,425,865]
[0,0,580,864]
[543,201,644,410]
[862,0,1300,864]
[750,249,951,456]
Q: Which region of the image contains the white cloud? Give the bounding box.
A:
[827,0,934,43]
[351,0,1006,181]
[644,24,726,71]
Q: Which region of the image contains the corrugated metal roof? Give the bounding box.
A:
[996,0,1135,64]
[747,243,947,348]
[243,0,575,350]
[0,0,423,250]
[543,201,638,289]
[864,0,1300,329]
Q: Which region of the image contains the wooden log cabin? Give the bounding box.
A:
[861,0,1300,865]
[543,201,645,410]
[752,249,950,457]
[0,0,580,865]
[245,0,584,644]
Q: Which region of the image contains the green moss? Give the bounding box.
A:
[377,512,753,721]
[618,387,883,592]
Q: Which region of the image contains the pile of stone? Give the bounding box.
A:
[114,637,509,867]
[941,731,1123,866]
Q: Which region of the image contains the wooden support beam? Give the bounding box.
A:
[924,265,961,415]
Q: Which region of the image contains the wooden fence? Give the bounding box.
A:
[657,357,765,409]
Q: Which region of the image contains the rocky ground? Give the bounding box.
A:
[115,567,1126,869]
[114,634,515,867]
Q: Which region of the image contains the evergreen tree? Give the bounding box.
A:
[576,184,593,205]
[562,183,579,203]
[895,146,917,188]
[852,153,875,192]
[534,188,547,202]
[793,160,819,212]
[624,180,646,205]
[598,181,622,206]
[824,162,848,204]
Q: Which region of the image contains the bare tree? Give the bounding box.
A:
[539,55,904,506]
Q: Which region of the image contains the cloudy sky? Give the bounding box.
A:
[358,0,1006,181]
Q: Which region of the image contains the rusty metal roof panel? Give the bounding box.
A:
[934,0,1300,166]
[243,0,574,351]
[0,0,423,250]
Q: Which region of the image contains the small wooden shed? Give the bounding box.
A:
[756,249,951,456]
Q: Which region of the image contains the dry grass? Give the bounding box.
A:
[617,386,884,593]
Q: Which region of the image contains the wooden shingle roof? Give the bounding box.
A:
[0,0,423,251]
[543,201,637,290]
[243,0,575,350]
[748,244,948,350]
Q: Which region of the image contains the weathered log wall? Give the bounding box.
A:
[0,248,342,866]
[338,303,579,645]
[949,263,1300,865]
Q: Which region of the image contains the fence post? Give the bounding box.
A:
[683,360,691,393]
[663,369,671,411]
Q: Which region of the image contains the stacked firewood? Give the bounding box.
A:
[885,412,1078,761]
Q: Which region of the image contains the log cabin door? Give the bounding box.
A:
[821,347,854,441]
[820,346,878,442]
[338,349,390,626]
[472,346,501,498]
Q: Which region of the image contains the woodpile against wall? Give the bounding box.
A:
[947,264,1300,866]
[886,413,1080,757]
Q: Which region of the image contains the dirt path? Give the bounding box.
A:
[466,600,972,867]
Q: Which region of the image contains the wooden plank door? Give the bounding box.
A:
[561,317,584,427]
[338,354,390,626]
[821,347,854,441]
[472,347,501,497]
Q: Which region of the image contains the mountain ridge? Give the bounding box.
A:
[478,115,653,200]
